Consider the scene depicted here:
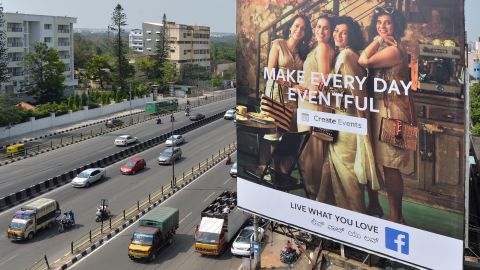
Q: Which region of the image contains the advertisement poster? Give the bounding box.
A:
[236,0,465,269]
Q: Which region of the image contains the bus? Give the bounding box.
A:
[145,98,179,114]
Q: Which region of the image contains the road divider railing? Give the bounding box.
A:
[0,110,229,212]
[0,90,235,165]
[28,143,237,270]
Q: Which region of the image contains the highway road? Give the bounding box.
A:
[0,89,235,150]
[72,153,243,270]
[0,97,235,199]
[0,117,236,270]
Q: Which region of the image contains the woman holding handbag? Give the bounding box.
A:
[316,16,379,213]
[297,14,336,199]
[358,7,412,223]
[265,14,312,132]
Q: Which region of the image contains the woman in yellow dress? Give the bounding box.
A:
[317,16,379,213]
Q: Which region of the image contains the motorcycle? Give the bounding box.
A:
[280,245,298,265]
[58,210,75,233]
[156,118,162,124]
[95,199,111,222]
[170,115,175,122]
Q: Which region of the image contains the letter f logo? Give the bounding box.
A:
[385,227,409,255]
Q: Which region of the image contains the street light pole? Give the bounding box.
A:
[129,82,133,124]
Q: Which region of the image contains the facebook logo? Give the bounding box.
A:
[385,227,409,255]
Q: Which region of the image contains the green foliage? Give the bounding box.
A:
[74,33,95,69]
[178,64,210,85]
[0,94,25,127]
[158,61,176,90]
[209,74,223,87]
[81,92,88,106]
[135,55,156,79]
[86,54,112,89]
[155,14,170,79]
[23,42,66,103]
[68,95,75,110]
[211,35,236,62]
[0,5,9,84]
[471,83,480,136]
[110,4,130,91]
[115,89,122,102]
[74,94,81,109]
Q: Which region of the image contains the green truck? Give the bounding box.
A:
[128,207,179,261]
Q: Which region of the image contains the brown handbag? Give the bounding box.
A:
[379,95,418,151]
[260,80,293,132]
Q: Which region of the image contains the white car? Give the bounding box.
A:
[71,168,106,188]
[231,226,265,256]
[230,162,237,178]
[224,109,236,120]
[165,135,185,146]
[114,135,138,146]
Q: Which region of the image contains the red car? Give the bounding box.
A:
[120,157,146,175]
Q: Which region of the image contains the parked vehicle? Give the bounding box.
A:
[7,198,60,241]
[6,143,25,158]
[121,157,146,174]
[231,226,265,256]
[71,168,106,188]
[57,210,75,233]
[106,119,124,128]
[128,207,179,262]
[189,112,205,121]
[230,162,237,178]
[158,148,182,165]
[224,109,236,120]
[165,135,185,146]
[95,199,111,222]
[114,135,138,146]
[194,191,249,255]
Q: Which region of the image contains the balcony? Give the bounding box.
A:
[59,55,71,59]
[8,57,23,62]
[7,27,23,32]
[58,42,71,46]
[58,29,70,34]
[7,42,23,47]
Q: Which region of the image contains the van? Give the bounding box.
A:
[7,198,60,240]
[6,143,25,158]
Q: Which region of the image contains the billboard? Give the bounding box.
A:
[236,0,466,269]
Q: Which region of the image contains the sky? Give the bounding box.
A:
[1,0,478,39]
[1,0,236,33]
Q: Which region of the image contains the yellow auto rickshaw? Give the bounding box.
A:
[6,143,25,158]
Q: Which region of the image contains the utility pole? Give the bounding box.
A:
[129,82,133,124]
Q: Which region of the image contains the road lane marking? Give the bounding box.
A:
[179,212,192,224]
[224,178,232,185]
[203,191,216,202]
[0,255,17,267]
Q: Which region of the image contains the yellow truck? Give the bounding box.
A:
[7,198,60,241]
[194,191,249,255]
[128,207,179,262]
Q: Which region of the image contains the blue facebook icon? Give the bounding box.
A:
[385,227,409,255]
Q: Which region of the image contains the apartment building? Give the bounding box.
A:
[468,38,480,81]
[1,12,77,95]
[142,21,210,70]
[128,28,143,53]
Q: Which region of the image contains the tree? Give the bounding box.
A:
[110,4,128,91]
[23,42,66,103]
[86,54,112,89]
[178,64,210,85]
[154,13,171,85]
[135,55,156,79]
[0,5,9,84]
[0,94,24,127]
[471,83,480,136]
[73,33,95,69]
[158,61,176,92]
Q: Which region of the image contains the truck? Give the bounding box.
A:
[128,206,179,261]
[7,198,60,241]
[194,190,249,255]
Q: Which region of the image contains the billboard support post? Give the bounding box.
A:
[253,215,261,269]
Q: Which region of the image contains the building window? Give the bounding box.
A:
[44,37,52,43]
[44,24,52,30]
[183,33,187,38]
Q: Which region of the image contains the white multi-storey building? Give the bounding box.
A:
[1,12,77,95]
[128,28,143,53]
[142,21,210,70]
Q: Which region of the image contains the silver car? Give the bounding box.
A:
[114,135,138,146]
[71,168,106,188]
[165,135,185,146]
[158,147,182,165]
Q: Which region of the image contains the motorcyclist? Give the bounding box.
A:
[156,118,162,124]
[65,210,75,224]
[226,154,232,165]
[170,114,175,122]
[185,107,190,116]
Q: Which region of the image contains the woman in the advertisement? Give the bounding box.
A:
[265,14,312,131]
[298,14,336,199]
[358,7,411,223]
[317,16,379,213]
